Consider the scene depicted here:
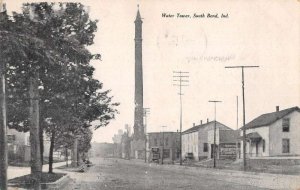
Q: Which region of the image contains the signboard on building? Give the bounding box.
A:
[151,147,160,162]
[219,143,237,159]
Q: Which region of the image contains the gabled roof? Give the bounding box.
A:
[148,132,178,134]
[242,106,300,130]
[183,121,230,135]
[220,130,239,143]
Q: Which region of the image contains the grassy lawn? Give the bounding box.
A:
[192,159,236,168]
[195,159,300,175]
[8,172,66,189]
[8,160,31,167]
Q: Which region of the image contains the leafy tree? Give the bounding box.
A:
[1,6,53,189]
[1,1,119,182]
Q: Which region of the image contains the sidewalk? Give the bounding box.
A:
[8,161,67,180]
[113,158,300,190]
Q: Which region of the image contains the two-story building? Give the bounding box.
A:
[182,120,232,161]
[240,106,300,158]
[147,132,180,163]
[7,128,30,162]
[7,128,73,163]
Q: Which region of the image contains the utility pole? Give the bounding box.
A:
[161,126,167,165]
[225,65,259,170]
[236,96,239,159]
[29,75,42,190]
[208,100,222,168]
[236,96,239,130]
[143,108,150,163]
[125,124,131,160]
[173,71,189,166]
[0,51,7,190]
[0,38,7,190]
[0,3,8,189]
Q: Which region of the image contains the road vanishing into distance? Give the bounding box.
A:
[64,158,272,190]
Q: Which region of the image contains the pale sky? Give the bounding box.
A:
[5,0,300,143]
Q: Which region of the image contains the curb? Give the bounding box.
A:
[8,174,71,190]
[41,174,71,190]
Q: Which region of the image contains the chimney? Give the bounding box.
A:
[207,118,209,123]
[200,120,203,125]
[276,106,279,112]
[193,123,195,127]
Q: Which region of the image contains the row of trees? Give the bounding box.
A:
[0,2,118,190]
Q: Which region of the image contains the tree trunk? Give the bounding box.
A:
[48,130,55,173]
[77,148,80,166]
[40,126,44,167]
[29,76,41,190]
[71,137,78,167]
[65,147,68,167]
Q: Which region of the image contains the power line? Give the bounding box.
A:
[225,65,259,170]
[173,71,189,166]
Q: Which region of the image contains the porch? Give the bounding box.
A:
[245,132,266,158]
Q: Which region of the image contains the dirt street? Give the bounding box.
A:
[63,158,272,190]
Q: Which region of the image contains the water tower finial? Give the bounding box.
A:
[0,2,7,13]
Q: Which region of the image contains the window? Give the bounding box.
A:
[154,138,157,146]
[282,118,290,132]
[26,136,30,146]
[165,137,168,146]
[163,149,170,158]
[282,139,290,153]
[203,143,208,152]
[7,135,16,143]
[262,140,265,152]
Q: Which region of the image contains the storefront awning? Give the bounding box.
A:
[246,132,262,142]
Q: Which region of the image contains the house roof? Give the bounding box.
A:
[147,132,178,134]
[242,106,300,130]
[147,132,180,140]
[220,130,239,143]
[182,121,230,135]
